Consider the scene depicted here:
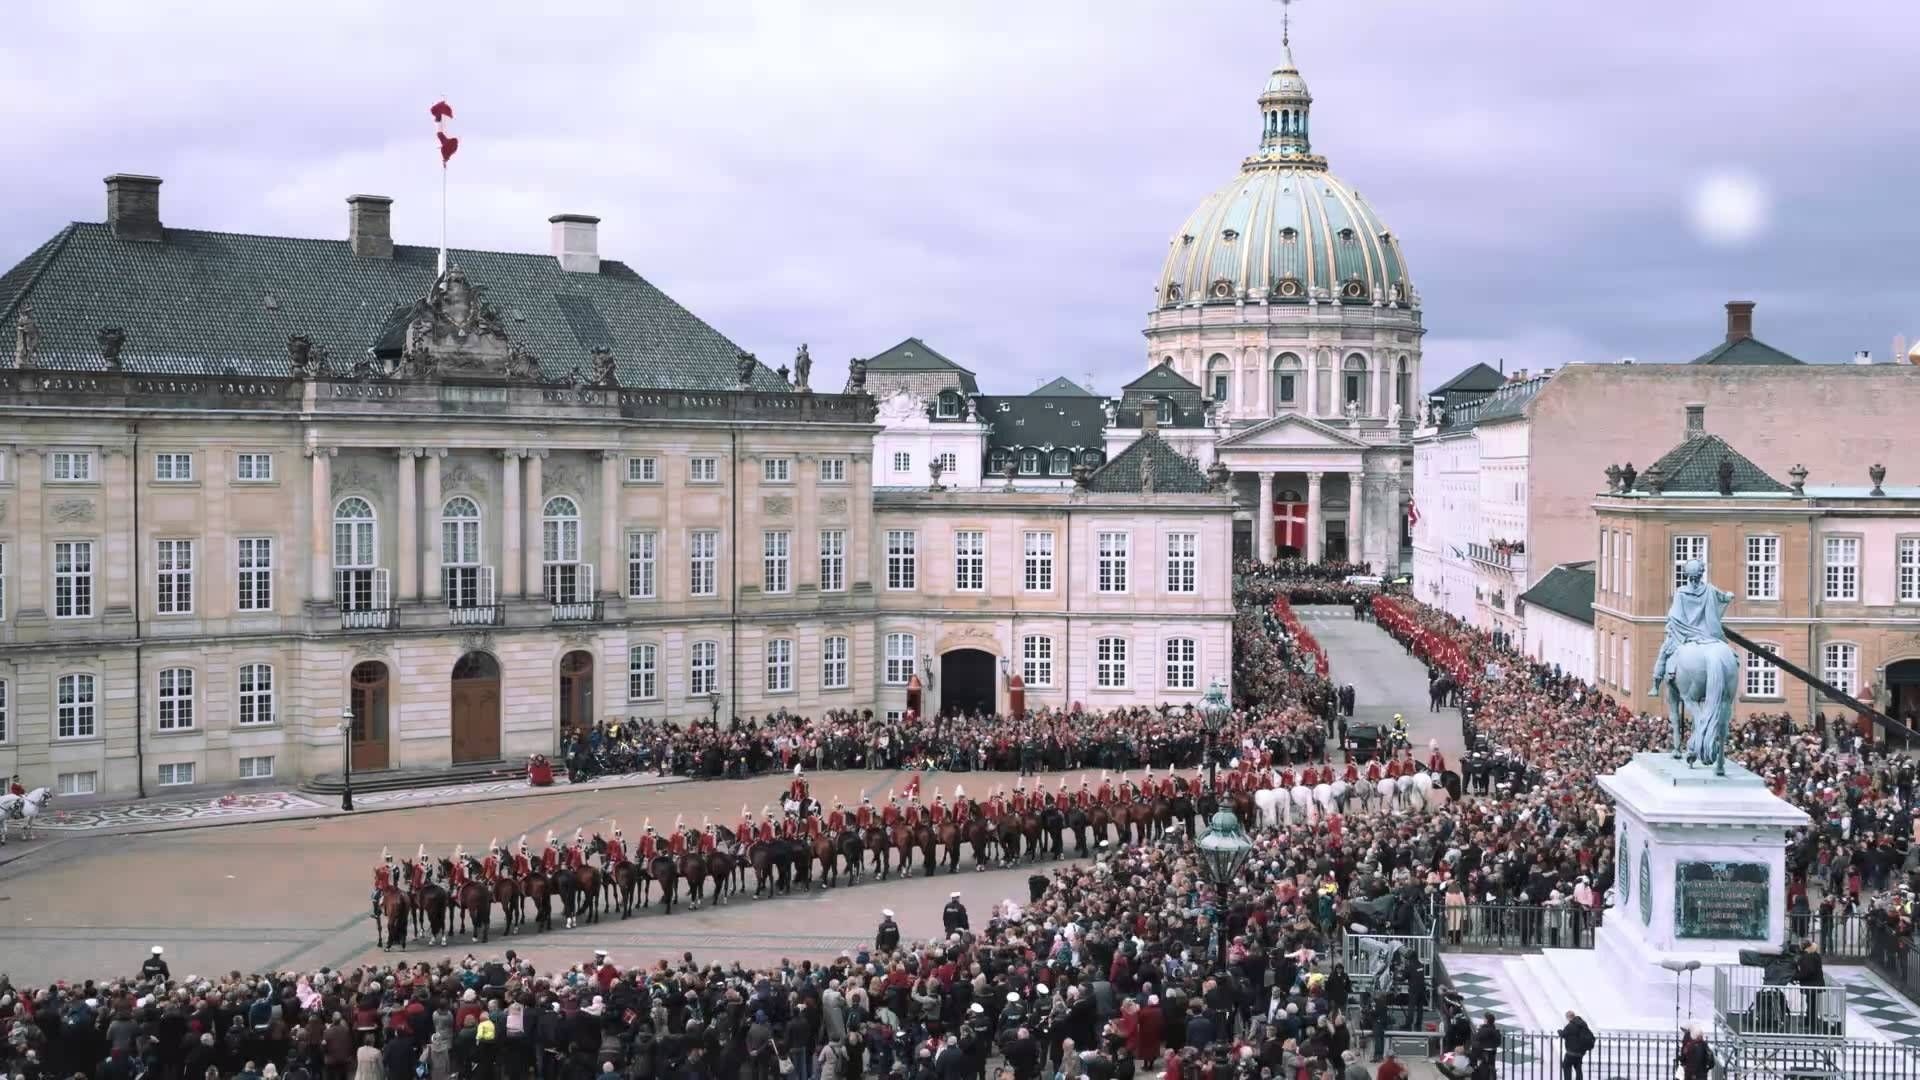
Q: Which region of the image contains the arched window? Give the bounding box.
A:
[1396,356,1410,411]
[1343,354,1369,412]
[333,497,380,610]
[542,496,585,603]
[1206,353,1231,405]
[1273,353,1301,407]
[441,496,487,608]
[1020,449,1041,475]
[1050,449,1071,474]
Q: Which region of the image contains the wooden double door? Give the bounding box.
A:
[451,652,502,764]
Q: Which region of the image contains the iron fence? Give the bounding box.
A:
[1434,902,1597,951]
[1484,1028,1920,1079]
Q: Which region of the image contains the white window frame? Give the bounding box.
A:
[333,497,379,610]
[689,530,718,597]
[886,530,918,591]
[235,452,274,482]
[1024,531,1054,592]
[1822,641,1859,698]
[238,662,275,725]
[153,452,194,482]
[0,677,8,743]
[1096,636,1129,690]
[57,673,96,739]
[1745,534,1780,601]
[626,456,659,484]
[50,450,94,483]
[884,632,917,685]
[1098,531,1131,593]
[1901,537,1920,603]
[1165,532,1198,594]
[1672,534,1707,592]
[157,667,195,731]
[0,539,7,621]
[819,458,847,483]
[238,755,275,780]
[1599,529,1611,593]
[236,536,273,612]
[157,762,195,787]
[936,451,959,474]
[936,393,961,419]
[762,457,792,484]
[763,530,791,594]
[57,770,96,795]
[1624,533,1633,598]
[818,529,846,593]
[540,496,584,602]
[892,451,912,474]
[1743,644,1781,700]
[628,644,659,701]
[954,530,986,592]
[689,456,718,483]
[689,640,719,696]
[54,540,95,619]
[626,530,657,600]
[822,635,850,690]
[1020,449,1041,475]
[155,539,195,615]
[1165,637,1198,691]
[1022,635,1054,688]
[765,638,793,693]
[441,497,486,608]
[1824,536,1860,601]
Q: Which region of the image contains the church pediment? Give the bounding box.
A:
[1216,414,1367,450]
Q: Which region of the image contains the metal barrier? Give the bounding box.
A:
[1435,902,1597,951]
[1487,1028,1920,1079]
[1714,965,1848,1038]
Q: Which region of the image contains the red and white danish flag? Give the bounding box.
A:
[431,100,459,165]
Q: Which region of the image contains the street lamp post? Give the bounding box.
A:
[1195,808,1253,972]
[1198,677,1230,794]
[708,690,721,727]
[338,706,356,812]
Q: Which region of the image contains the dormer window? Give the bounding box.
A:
[1343,280,1366,300]
[1209,279,1235,300]
[936,392,961,419]
[990,449,1012,473]
[1020,450,1041,475]
[1166,283,1184,303]
[1050,450,1070,473]
[1156,399,1174,425]
[1082,450,1104,468]
[1221,228,1239,242]
[1337,228,1357,246]
[1274,277,1302,298]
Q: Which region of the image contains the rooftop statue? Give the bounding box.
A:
[1651,557,1738,775]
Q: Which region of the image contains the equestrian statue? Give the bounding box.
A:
[1650,556,1738,775]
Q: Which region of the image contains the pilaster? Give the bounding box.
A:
[305,445,336,604]
[421,449,445,601]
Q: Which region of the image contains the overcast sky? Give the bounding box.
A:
[6,1,1918,392]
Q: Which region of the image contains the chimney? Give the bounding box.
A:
[1685,402,1706,438]
[1853,350,1873,365]
[346,195,394,258]
[549,214,601,274]
[1725,300,1755,343]
[104,174,164,242]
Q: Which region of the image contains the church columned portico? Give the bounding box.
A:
[1216,413,1404,570]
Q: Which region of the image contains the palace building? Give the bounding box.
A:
[0,177,1233,798]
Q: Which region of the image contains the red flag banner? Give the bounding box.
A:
[1273,501,1308,552]
[431,100,459,164]
[1407,498,1420,526]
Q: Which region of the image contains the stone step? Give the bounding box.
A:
[301,760,521,794]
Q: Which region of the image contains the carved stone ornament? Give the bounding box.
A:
[331,462,379,497]
[590,347,620,388]
[558,631,597,651]
[545,464,585,496]
[287,334,330,380]
[1140,465,1156,495]
[351,638,390,660]
[848,356,868,391]
[458,630,497,656]
[97,327,128,369]
[399,265,518,379]
[14,304,41,369]
[1870,463,1888,496]
[763,495,792,516]
[819,495,848,516]
[50,498,96,524]
[876,390,925,425]
[442,461,487,495]
[736,352,757,387]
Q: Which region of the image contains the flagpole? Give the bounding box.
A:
[439,164,448,276]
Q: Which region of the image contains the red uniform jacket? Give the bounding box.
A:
[1365,762,1383,782]
[1428,751,1447,773]
[954,800,971,821]
[607,839,628,864]
[929,802,947,824]
[1157,778,1175,799]
[513,852,533,877]
[1278,769,1295,789]
[461,860,479,886]
[668,832,688,855]
[989,797,1007,819]
[1097,782,1114,805]
[541,848,561,873]
[640,834,660,859]
[881,804,900,827]
[374,866,393,890]
[756,821,776,844]
[566,846,586,870]
[855,805,875,829]
[790,778,807,801]
[827,809,847,832]
[700,831,718,853]
[1342,764,1360,783]
[1385,759,1405,779]
[410,863,429,890]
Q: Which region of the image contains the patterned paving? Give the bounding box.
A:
[30,790,325,831]
[1837,970,1920,1045]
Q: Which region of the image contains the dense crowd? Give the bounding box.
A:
[1234,561,1380,609]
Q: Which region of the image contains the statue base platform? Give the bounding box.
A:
[1498,753,1809,1031]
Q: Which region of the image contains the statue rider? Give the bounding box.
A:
[1650,557,1733,697]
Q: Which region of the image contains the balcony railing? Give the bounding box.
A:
[551,598,604,623]
[448,603,502,626]
[341,606,396,631]
[1466,541,1522,570]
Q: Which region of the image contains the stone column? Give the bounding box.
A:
[14,450,44,617]
[306,445,335,604]
[1248,346,1268,417]
[499,450,522,598]
[395,448,420,601]
[599,449,621,598]
[523,449,546,599]
[422,449,445,601]
[1382,470,1402,575]
[102,447,133,614]
[1256,471,1275,563]
[1306,471,1323,563]
[1348,468,1367,569]
[1305,357,1318,420]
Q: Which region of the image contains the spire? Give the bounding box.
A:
[1248,0,1326,171]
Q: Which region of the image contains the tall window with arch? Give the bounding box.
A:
[1207,354,1230,406]
[1343,355,1368,413]
[542,496,588,603]
[332,497,383,610]
[1395,356,1410,413]
[441,496,489,608]
[1273,353,1300,408]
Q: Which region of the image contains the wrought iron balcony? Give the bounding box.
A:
[551,598,604,623]
[1466,541,1524,570]
[340,606,397,631]
[448,603,503,627]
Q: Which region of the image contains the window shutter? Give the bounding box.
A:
[479,565,496,606]
[373,568,391,610]
[580,562,595,602]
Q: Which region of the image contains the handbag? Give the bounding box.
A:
[777,1057,795,1077]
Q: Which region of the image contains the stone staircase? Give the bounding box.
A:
[301,760,520,795]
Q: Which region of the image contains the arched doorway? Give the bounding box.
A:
[450,652,502,764]
[1889,659,1920,734]
[558,650,595,740]
[349,661,390,771]
[939,649,997,717]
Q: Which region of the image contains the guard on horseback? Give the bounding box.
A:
[930,789,948,824]
[954,784,971,821]
[469,842,489,886]
[1427,739,1447,773]
[566,829,588,870]
[372,847,396,918]
[6,775,22,797]
[827,800,848,833]
[639,820,661,861]
[855,796,875,830]
[789,764,809,803]
[1342,761,1360,783]
[781,809,801,839]
[881,791,901,828]
[755,808,777,844]
[512,835,533,880]
[701,818,720,851]
[606,823,629,866]
[1097,771,1114,806]
[541,832,562,874]
[410,844,431,897]
[669,816,690,854]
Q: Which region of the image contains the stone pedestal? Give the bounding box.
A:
[1503,753,1809,1031]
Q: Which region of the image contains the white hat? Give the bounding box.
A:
[152,946,164,956]
[546,831,556,845]
[969,1004,984,1015]
[417,844,426,861]
[794,764,803,776]
[595,949,608,958]
[951,891,962,899]
[1006,992,1019,1003]
[381,846,391,861]
[1430,738,1439,749]
[955,785,966,799]
[882,909,895,918]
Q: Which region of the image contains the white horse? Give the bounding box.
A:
[1347,777,1375,814]
[1393,774,1422,814]
[0,787,53,843]
[1313,783,1336,820]
[1289,784,1315,825]
[1253,787,1287,829]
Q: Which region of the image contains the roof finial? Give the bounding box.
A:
[1281,0,1293,47]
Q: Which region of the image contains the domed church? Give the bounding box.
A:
[1138,30,1419,572]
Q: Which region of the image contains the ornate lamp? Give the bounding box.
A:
[1194,809,1253,970]
[1198,677,1230,792]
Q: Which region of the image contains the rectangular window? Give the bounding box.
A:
[1279,374,1295,403]
[1098,531,1130,593]
[626,531,657,599]
[689,456,718,483]
[156,539,195,615]
[763,530,791,594]
[818,529,846,592]
[762,457,791,483]
[238,663,274,725]
[892,451,912,474]
[154,452,194,482]
[1744,644,1780,699]
[886,530,918,591]
[1022,635,1054,687]
[1823,642,1858,697]
[689,530,718,597]
[628,644,658,701]
[238,755,275,780]
[1824,537,1860,601]
[1901,538,1920,603]
[1599,529,1610,593]
[1024,531,1054,592]
[819,458,847,483]
[626,456,659,483]
[1624,533,1632,598]
[1745,535,1780,601]
[54,540,95,618]
[936,452,958,474]
[57,770,97,796]
[0,540,7,621]
[157,667,195,731]
[954,530,986,591]
[1211,374,1228,402]
[1165,638,1197,691]
[822,636,850,690]
[1165,532,1198,594]
[1096,637,1129,689]
[237,537,273,612]
[157,762,195,787]
[1672,535,1707,591]
[236,452,274,481]
[50,451,94,482]
[885,633,917,685]
[57,673,96,738]
[0,678,7,742]
[690,640,719,696]
[765,638,793,693]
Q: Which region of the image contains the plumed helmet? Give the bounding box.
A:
[518,834,528,851]
[488,837,498,852]
[955,785,966,799]
[416,844,426,861]
[546,831,557,847]
[382,847,393,863]
[573,828,584,845]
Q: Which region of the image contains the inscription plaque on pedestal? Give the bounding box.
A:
[1674,861,1769,940]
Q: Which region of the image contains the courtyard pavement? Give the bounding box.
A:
[1294,603,1466,765]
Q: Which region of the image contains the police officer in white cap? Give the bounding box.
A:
[141,946,169,981]
[875,908,900,952]
[943,891,969,935]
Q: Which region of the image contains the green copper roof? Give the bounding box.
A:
[0,222,785,390]
[1519,562,1595,625]
[1086,433,1211,494]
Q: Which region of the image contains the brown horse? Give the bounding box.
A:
[965,818,996,870]
[1019,814,1044,863]
[648,854,680,914]
[411,861,449,946]
[677,851,713,909]
[522,871,554,932]
[492,875,521,936]
[994,815,1023,866]
[1231,792,1257,829]
[377,886,409,951]
[455,877,492,943]
[889,822,919,879]
[704,850,735,904]
[911,823,937,877]
[809,833,838,890]
[937,822,963,874]
[863,825,891,880]
[1125,801,1156,845]
[567,864,602,928]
